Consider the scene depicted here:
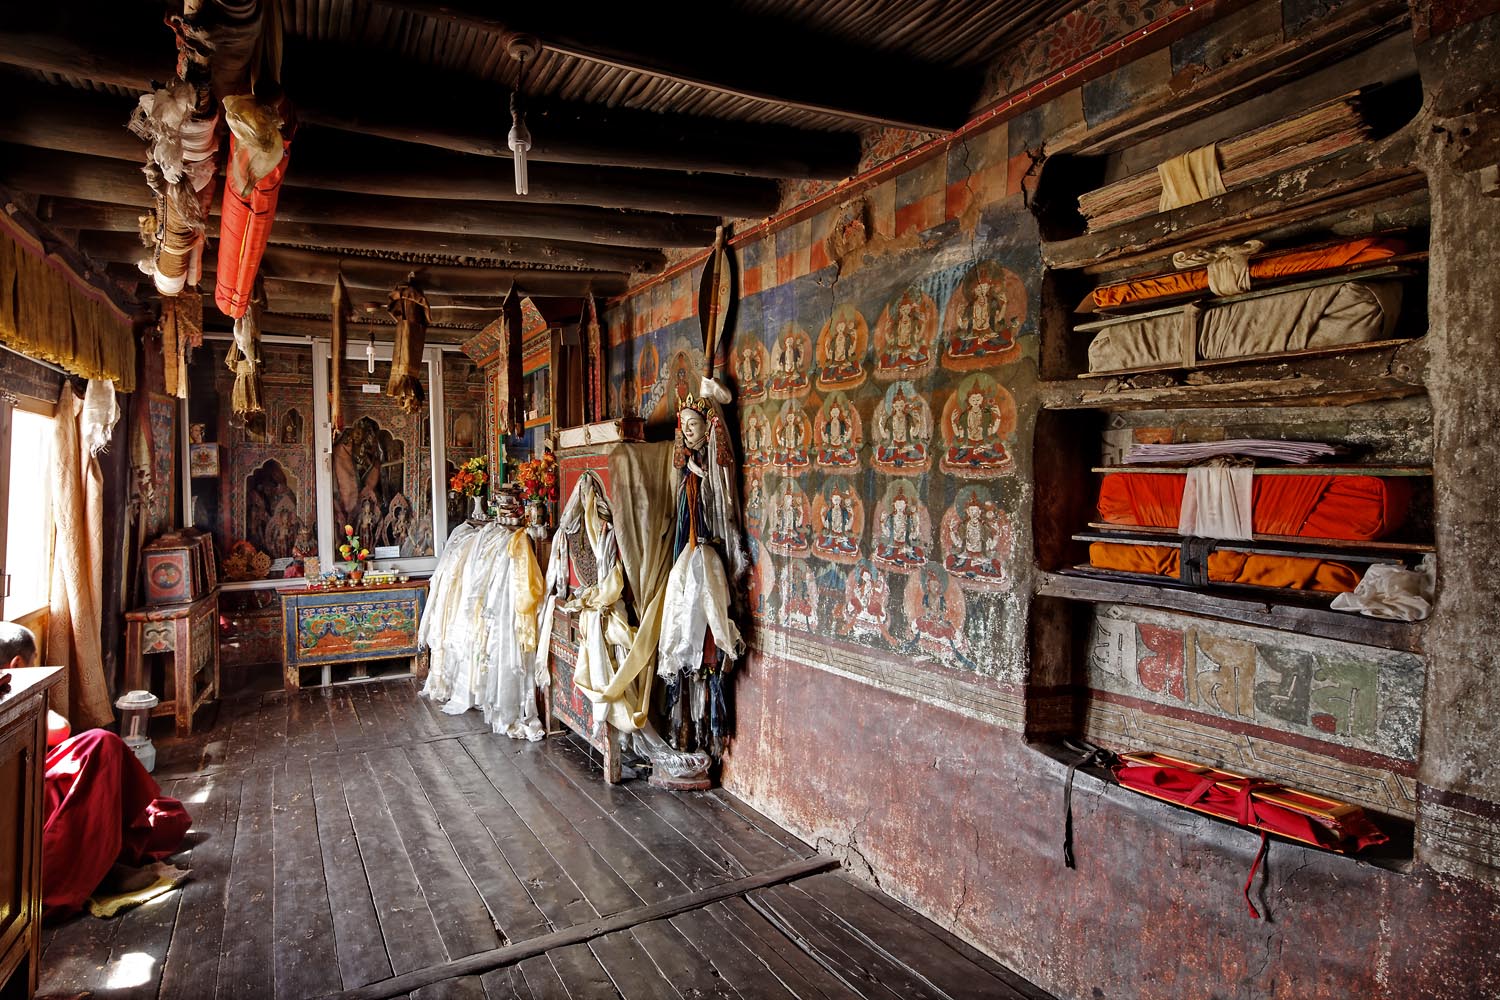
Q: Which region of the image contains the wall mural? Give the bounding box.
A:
[606,222,1042,682]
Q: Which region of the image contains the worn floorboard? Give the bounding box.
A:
[35,679,1051,1000]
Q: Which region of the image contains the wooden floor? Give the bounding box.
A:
[38,678,1052,1000]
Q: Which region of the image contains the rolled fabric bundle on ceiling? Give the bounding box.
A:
[214,95,290,319]
[386,281,430,414]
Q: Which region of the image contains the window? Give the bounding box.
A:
[3,406,55,619]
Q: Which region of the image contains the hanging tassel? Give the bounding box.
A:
[385,280,429,414]
[226,305,265,425]
[330,272,348,431]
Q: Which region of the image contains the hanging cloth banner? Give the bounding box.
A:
[697,226,732,378]
[498,285,525,435]
[214,95,291,319]
[583,294,604,424]
[386,280,430,414]
[330,273,349,431]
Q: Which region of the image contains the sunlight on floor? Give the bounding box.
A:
[186,775,216,805]
[103,950,157,989]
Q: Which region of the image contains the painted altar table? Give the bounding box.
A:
[279,581,429,689]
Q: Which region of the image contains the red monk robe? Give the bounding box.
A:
[42,729,192,918]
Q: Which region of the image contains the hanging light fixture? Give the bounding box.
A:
[507,35,540,196]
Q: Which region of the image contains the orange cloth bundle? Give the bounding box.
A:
[1088,541,1362,593]
[214,137,290,319]
[1085,236,1407,312]
[1097,472,1411,541]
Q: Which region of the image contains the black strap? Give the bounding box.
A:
[1062,740,1118,870]
[1180,536,1215,587]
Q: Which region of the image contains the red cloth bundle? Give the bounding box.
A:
[1114,751,1388,917]
[214,137,291,318]
[1097,472,1411,541]
[42,729,192,917]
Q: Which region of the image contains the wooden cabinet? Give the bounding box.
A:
[0,667,62,1000]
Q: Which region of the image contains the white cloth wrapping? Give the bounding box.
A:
[1331,555,1435,621]
[419,522,544,740]
[657,544,743,676]
[1178,465,1254,540]
[81,380,120,457]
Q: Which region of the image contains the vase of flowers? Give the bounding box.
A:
[450,456,488,521]
[514,450,558,532]
[338,525,370,583]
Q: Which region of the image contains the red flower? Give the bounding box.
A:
[1046,10,1105,69]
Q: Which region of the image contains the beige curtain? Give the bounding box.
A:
[46,389,112,729]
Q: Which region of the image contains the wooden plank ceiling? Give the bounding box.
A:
[0,0,1084,341]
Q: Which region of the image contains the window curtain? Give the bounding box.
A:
[47,387,113,729]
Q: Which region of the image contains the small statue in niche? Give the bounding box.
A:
[280,407,303,444]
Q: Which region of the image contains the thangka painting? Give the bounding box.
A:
[146,393,176,536]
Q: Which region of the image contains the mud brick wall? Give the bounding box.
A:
[600,4,1500,996]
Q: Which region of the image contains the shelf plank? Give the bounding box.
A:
[1075,338,1420,380]
[1073,532,1407,565]
[1085,522,1435,553]
[1035,568,1423,652]
[1091,464,1431,476]
[1073,266,1417,333]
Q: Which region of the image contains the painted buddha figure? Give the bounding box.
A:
[911,570,962,651]
[814,491,859,558]
[876,492,926,568]
[875,389,928,468]
[945,497,1006,583]
[944,388,1011,471]
[819,318,863,386]
[879,300,930,373]
[772,407,809,470]
[770,482,809,553]
[816,403,859,467]
[769,332,808,395]
[948,279,1020,359]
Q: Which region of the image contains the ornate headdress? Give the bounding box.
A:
[678,393,713,418]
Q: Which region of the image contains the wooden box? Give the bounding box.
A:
[143,529,217,605]
[555,417,644,451]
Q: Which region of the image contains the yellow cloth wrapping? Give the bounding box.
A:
[1158,144,1227,212]
[509,528,544,653]
[567,498,650,734]
[0,224,137,391]
[386,282,429,414]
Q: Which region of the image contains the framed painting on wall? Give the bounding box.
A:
[189,443,220,478]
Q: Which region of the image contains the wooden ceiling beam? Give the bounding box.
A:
[379,1,979,132]
[0,78,782,218]
[82,231,627,298]
[39,197,668,274]
[0,145,715,248]
[0,20,859,180]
